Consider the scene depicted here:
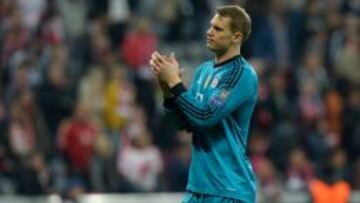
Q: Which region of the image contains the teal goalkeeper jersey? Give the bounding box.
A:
[166,55,258,203]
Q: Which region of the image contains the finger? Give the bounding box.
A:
[163,55,171,61]
[150,59,156,67]
[160,55,173,65]
[151,53,156,60]
[153,51,161,56]
[151,53,162,64]
[152,52,164,63]
[150,60,161,72]
[153,66,161,73]
[151,66,161,75]
[151,52,159,60]
[153,52,166,63]
[153,51,161,58]
[150,59,159,68]
[152,58,162,68]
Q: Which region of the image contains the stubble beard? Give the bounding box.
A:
[207,44,227,59]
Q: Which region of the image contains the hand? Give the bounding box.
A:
[150,51,182,88]
[159,79,172,98]
[156,68,185,98]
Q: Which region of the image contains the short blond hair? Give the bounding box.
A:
[217,5,252,42]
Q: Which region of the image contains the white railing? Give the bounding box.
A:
[0,192,359,203]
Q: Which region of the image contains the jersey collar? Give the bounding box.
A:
[213,55,241,68]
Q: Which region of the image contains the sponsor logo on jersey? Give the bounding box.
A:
[196,92,204,101]
[209,89,229,107]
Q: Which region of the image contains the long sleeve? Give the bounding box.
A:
[163,97,192,131]
[162,65,204,131]
[170,65,257,128]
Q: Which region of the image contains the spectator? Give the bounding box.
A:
[342,87,360,161]
[1,8,29,67]
[8,89,50,157]
[78,66,106,126]
[309,148,351,203]
[0,0,358,199]
[63,177,86,203]
[298,79,324,126]
[121,17,158,129]
[334,13,359,86]
[107,0,131,48]
[324,87,343,139]
[36,61,74,144]
[89,30,112,64]
[351,159,360,190]
[117,127,163,192]
[103,65,135,136]
[56,0,87,39]
[17,0,46,32]
[57,102,99,188]
[90,130,115,192]
[296,52,329,95]
[121,17,158,72]
[285,148,314,191]
[14,152,51,195]
[255,158,283,203]
[164,130,191,191]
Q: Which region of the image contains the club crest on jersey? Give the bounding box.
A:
[210,77,219,88]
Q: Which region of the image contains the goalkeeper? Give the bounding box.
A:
[150,5,258,203]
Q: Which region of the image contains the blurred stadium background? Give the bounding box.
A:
[0,0,359,203]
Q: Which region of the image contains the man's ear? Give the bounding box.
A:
[233,32,243,43]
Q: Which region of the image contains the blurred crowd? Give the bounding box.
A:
[0,0,358,202]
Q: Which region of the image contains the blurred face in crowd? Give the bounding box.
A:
[304,53,321,71]
[31,153,45,171]
[18,90,33,110]
[48,63,66,87]
[331,149,347,169]
[73,103,91,122]
[92,32,110,52]
[289,148,307,169]
[131,133,151,149]
[51,45,68,65]
[206,14,240,55]
[14,66,29,88]
[270,71,286,93]
[345,13,358,33]
[135,18,152,34]
[301,79,318,96]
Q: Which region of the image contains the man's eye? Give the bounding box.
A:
[214,26,223,31]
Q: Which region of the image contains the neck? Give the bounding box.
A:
[215,45,241,64]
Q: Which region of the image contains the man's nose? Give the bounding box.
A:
[206,28,213,36]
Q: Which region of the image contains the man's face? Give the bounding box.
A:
[206,14,237,54]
